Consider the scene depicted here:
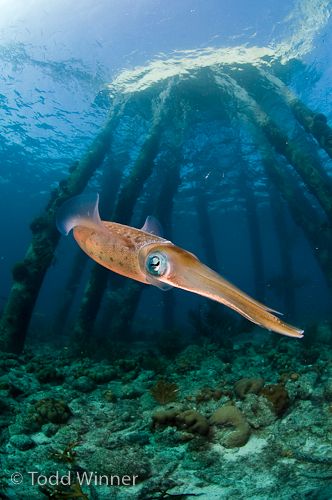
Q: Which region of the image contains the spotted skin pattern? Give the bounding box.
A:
[72,220,304,339]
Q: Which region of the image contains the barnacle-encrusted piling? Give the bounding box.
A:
[239,156,265,301]
[214,73,332,289]
[52,250,88,337]
[262,156,332,288]
[269,186,295,316]
[72,92,171,341]
[256,67,332,161]
[155,152,181,330]
[195,188,219,272]
[0,106,122,353]
[228,66,332,222]
[3,58,332,353]
[76,95,185,341]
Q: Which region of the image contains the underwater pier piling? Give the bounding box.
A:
[112,146,183,337]
[260,119,332,222]
[53,151,125,337]
[74,93,185,342]
[0,106,122,353]
[238,157,265,301]
[228,66,332,222]
[154,145,182,331]
[195,188,219,272]
[262,156,332,288]
[52,250,88,337]
[290,101,332,160]
[256,68,332,161]
[220,71,332,264]
[213,70,332,289]
[72,92,171,342]
[3,58,332,354]
[269,186,295,316]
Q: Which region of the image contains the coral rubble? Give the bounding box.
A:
[0,332,331,499]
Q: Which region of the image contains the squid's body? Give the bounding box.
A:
[56,193,304,338]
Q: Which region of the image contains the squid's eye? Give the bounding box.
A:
[146,251,168,276]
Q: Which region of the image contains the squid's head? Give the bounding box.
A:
[138,242,199,290]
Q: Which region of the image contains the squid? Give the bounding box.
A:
[56,193,304,338]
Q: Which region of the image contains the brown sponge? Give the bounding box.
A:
[209,405,251,448]
[152,409,209,436]
[234,377,265,399]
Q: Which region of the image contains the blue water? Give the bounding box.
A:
[1,1,332,498]
[0,0,331,320]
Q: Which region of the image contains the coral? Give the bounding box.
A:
[279,372,299,384]
[116,358,139,381]
[29,398,71,428]
[1,333,332,500]
[150,379,179,404]
[234,377,265,399]
[260,384,290,416]
[240,394,276,429]
[43,423,59,437]
[195,386,223,403]
[0,352,19,370]
[140,351,167,374]
[152,409,210,436]
[177,410,210,436]
[209,404,251,448]
[0,396,11,413]
[288,371,318,400]
[151,409,178,427]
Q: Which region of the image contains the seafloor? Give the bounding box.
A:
[1,326,332,500]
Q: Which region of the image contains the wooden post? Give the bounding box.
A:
[52,250,88,336]
[53,152,124,338]
[227,67,332,222]
[256,67,332,161]
[94,99,186,340]
[0,105,122,353]
[238,159,265,301]
[262,156,332,289]
[268,186,295,316]
[73,97,167,341]
[154,151,181,330]
[195,189,219,271]
[213,73,332,289]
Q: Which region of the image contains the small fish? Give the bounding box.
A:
[57,193,304,338]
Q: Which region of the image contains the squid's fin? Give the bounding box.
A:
[141,215,164,237]
[56,193,101,236]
